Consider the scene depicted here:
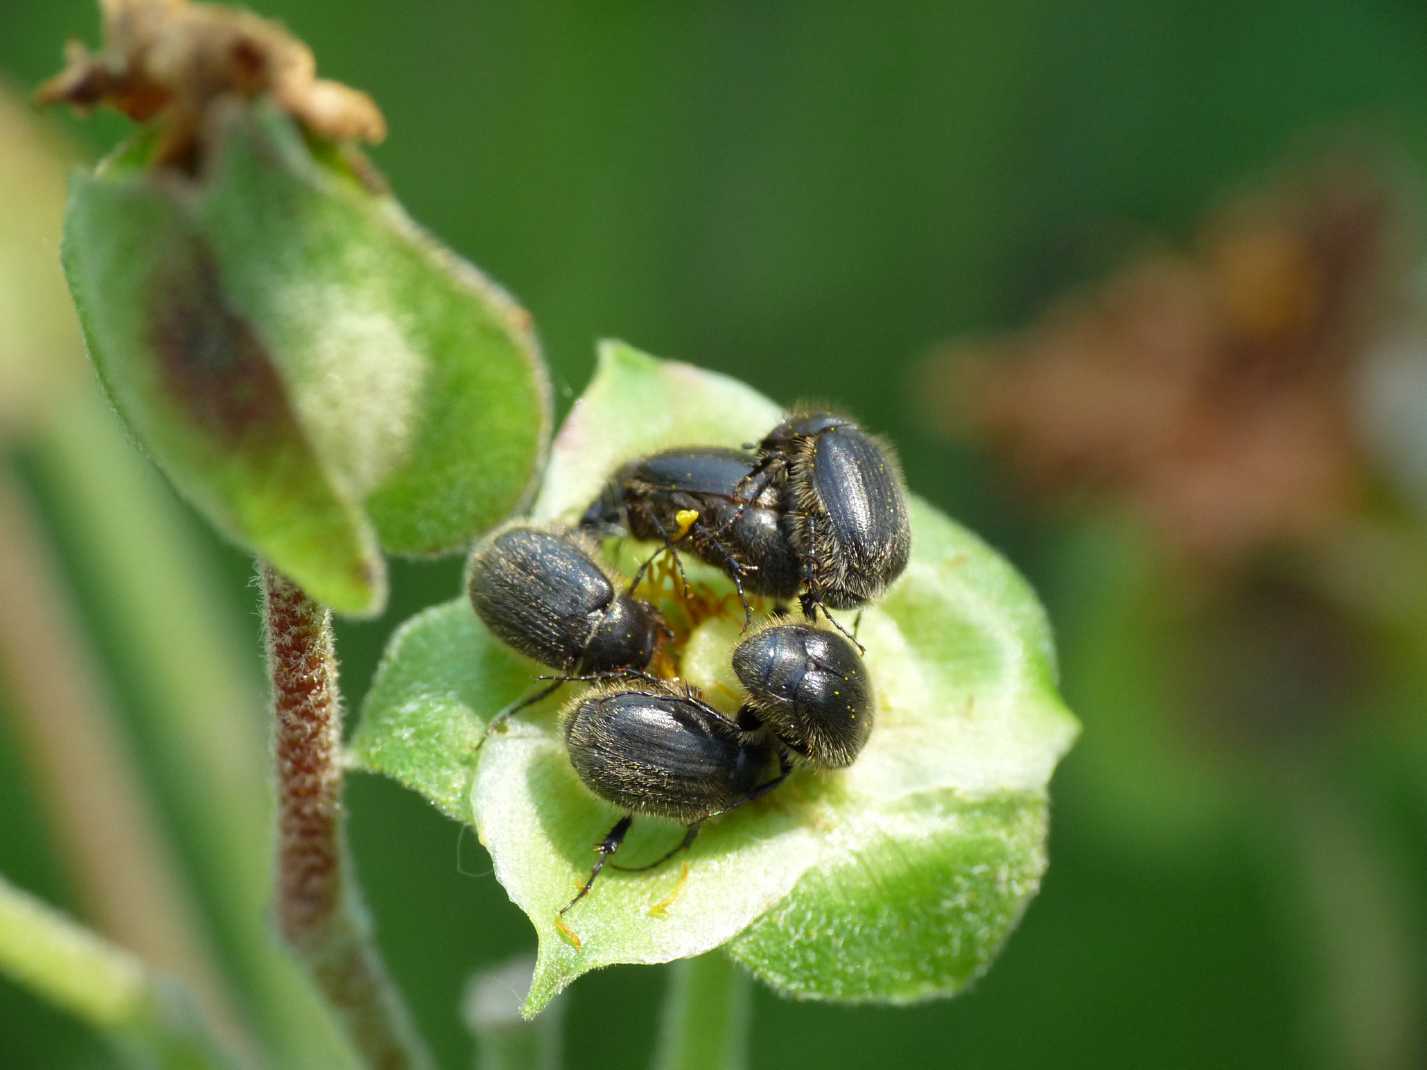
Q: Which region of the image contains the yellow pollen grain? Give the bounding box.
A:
[673,509,700,540]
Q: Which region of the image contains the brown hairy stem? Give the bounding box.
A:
[261,563,430,1070]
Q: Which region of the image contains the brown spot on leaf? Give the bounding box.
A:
[149,247,293,441]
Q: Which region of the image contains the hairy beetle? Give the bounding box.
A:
[732,621,874,768]
[582,447,802,623]
[739,411,911,618]
[468,526,666,735]
[560,680,788,912]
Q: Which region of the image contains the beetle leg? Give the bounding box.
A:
[801,586,866,654]
[609,821,703,874]
[475,677,566,752]
[720,458,784,536]
[664,542,692,600]
[797,554,866,651]
[561,814,634,914]
[689,749,795,825]
[629,512,692,600]
[626,544,663,595]
[733,456,781,503]
[700,532,754,630]
[797,558,821,621]
[735,702,765,732]
[798,590,817,621]
[538,668,662,687]
[729,564,753,631]
[819,606,865,655]
[747,749,794,802]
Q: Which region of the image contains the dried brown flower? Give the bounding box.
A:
[920,159,1400,569]
[37,0,385,166]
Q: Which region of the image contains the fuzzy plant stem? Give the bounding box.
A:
[651,953,752,1070]
[261,564,432,1070]
[0,874,233,1069]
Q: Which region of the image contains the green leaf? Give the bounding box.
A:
[61,102,549,614]
[353,341,1079,1015]
[529,339,783,520]
[725,792,1048,1001]
[354,598,534,824]
[65,162,385,615]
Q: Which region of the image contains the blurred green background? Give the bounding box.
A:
[3,2,1426,1068]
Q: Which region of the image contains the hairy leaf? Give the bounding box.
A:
[354,341,1078,1014]
[62,103,548,613]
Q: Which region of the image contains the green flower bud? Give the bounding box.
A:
[61,102,549,614]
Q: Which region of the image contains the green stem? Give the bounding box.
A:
[651,953,752,1070]
[1284,778,1421,1070]
[0,874,233,1069]
[0,465,248,1058]
[34,392,357,1067]
[261,564,432,1070]
[463,956,565,1070]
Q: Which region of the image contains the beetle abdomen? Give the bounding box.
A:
[470,527,612,668]
[565,689,769,823]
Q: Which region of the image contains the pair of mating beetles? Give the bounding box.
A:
[468,412,910,913]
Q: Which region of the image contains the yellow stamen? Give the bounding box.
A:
[554,915,583,949]
[648,862,692,917]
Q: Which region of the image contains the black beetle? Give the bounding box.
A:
[582,447,802,622]
[732,622,874,768]
[739,411,911,618]
[560,680,788,912]
[468,526,665,734]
